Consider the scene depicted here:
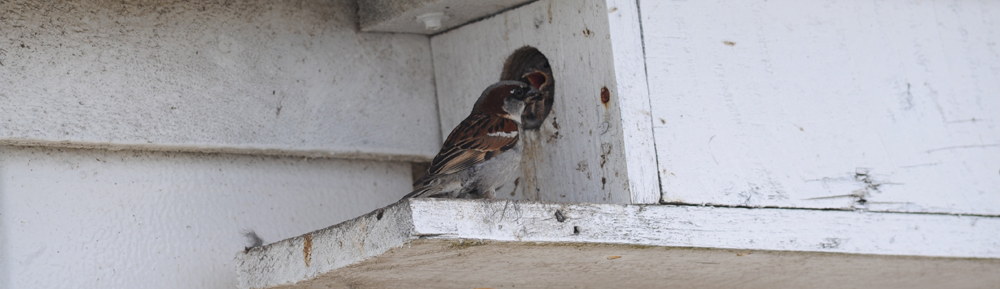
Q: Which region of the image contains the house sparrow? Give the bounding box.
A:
[500,47,554,130]
[519,70,552,127]
[404,80,541,199]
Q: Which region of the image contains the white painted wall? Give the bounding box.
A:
[642,0,1000,215]
[0,146,412,289]
[0,0,440,161]
[430,0,658,204]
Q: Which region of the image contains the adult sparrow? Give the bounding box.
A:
[404,80,541,199]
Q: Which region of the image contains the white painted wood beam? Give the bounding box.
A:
[236,198,1000,289]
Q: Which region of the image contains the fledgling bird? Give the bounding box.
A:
[404,79,542,199]
[500,47,554,130]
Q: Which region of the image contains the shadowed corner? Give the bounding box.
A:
[0,146,11,289]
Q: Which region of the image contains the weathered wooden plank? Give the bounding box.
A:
[641,0,1000,214]
[605,0,659,204]
[409,199,999,258]
[429,0,659,204]
[236,198,1000,289]
[266,240,1000,289]
[0,0,440,161]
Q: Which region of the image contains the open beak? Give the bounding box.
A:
[521,70,550,91]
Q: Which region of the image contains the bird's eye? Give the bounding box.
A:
[510,88,523,95]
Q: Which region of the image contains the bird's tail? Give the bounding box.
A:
[401,187,429,199]
[402,184,452,199]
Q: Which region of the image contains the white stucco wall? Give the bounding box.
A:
[0,0,440,161]
[643,0,1000,215]
[0,0,434,288]
[0,146,412,289]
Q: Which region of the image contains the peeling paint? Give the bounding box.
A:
[819,238,845,249]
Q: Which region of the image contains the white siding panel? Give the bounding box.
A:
[0,0,440,161]
[0,146,411,289]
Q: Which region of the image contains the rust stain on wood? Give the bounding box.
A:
[303,233,313,267]
[601,87,610,109]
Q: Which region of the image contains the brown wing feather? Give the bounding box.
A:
[425,114,519,178]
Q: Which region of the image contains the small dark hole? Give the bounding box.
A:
[555,210,566,222]
[573,226,580,235]
[376,210,384,220]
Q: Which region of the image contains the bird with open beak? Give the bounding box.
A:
[500,48,554,130]
[404,78,543,199]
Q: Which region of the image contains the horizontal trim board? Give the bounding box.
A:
[237,198,1000,288]
[0,138,433,162]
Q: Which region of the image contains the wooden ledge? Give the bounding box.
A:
[236,199,1000,289]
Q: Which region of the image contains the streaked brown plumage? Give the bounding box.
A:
[404,80,540,199]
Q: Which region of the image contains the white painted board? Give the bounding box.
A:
[642,0,1000,214]
[0,146,412,289]
[237,198,1000,289]
[0,0,440,161]
[430,0,658,204]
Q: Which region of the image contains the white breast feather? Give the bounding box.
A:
[487,131,517,138]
